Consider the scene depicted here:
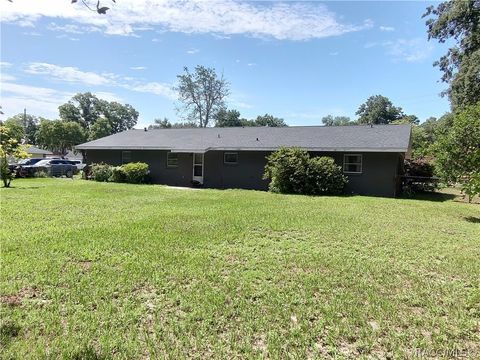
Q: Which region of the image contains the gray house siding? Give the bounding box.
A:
[204,151,270,190]
[84,149,403,197]
[85,150,192,186]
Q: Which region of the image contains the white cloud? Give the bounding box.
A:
[247,63,257,67]
[126,82,176,99]
[379,26,395,32]
[329,52,339,56]
[25,62,114,86]
[151,38,161,42]
[1,0,372,41]
[130,66,147,70]
[0,73,16,82]
[23,31,42,36]
[384,38,434,62]
[0,82,74,118]
[21,62,175,100]
[365,38,434,63]
[186,48,200,55]
[95,91,123,103]
[0,62,13,68]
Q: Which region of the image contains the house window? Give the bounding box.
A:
[122,151,132,164]
[224,152,238,164]
[167,152,178,168]
[343,154,362,174]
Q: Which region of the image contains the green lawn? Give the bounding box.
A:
[1,179,479,359]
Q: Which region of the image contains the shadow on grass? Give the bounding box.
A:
[0,320,20,347]
[464,216,480,224]
[72,346,106,360]
[5,186,42,190]
[400,191,457,202]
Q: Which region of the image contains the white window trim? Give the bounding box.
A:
[343,154,363,174]
[224,152,238,164]
[167,152,179,168]
[122,150,132,164]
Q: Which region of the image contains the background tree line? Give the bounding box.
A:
[1,93,139,155]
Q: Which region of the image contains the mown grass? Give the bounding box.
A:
[1,178,479,359]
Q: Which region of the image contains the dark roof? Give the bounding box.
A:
[76,125,411,153]
[27,146,53,155]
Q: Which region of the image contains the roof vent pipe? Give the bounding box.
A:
[256,137,259,141]
[144,127,148,131]
[217,134,220,138]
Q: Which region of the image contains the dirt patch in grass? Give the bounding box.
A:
[0,287,48,307]
[68,259,94,273]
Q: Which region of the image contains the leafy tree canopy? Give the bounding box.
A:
[321,115,356,126]
[89,117,113,141]
[59,92,138,139]
[148,118,198,129]
[0,125,29,187]
[254,114,288,127]
[214,109,243,127]
[36,120,87,156]
[175,66,230,128]
[434,102,480,201]
[149,118,172,129]
[3,113,41,144]
[356,95,405,125]
[424,0,480,109]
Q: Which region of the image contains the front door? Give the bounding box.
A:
[192,153,204,184]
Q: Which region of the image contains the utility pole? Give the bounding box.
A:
[23,108,27,132]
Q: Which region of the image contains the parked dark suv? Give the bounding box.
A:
[9,158,44,174]
[19,159,77,178]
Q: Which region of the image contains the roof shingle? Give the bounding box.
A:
[76,125,411,153]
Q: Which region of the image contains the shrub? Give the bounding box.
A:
[264,147,347,195]
[121,162,149,184]
[404,157,435,177]
[91,163,113,182]
[263,147,310,194]
[402,157,438,194]
[34,170,49,178]
[305,157,348,195]
[110,166,126,183]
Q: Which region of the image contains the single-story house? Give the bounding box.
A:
[26,146,53,158]
[76,124,412,197]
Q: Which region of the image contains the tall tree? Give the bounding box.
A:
[254,114,288,127]
[434,103,480,201]
[3,113,40,144]
[59,93,139,138]
[89,118,113,141]
[321,115,355,126]
[356,95,405,125]
[175,66,230,127]
[214,109,243,127]
[0,125,28,188]
[59,92,102,130]
[36,120,86,156]
[100,101,139,133]
[423,0,480,109]
[1,120,24,144]
[149,118,172,129]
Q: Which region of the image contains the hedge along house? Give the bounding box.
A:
[76,125,412,197]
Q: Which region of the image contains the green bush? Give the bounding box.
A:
[263,147,310,194]
[404,157,435,177]
[110,166,126,183]
[305,157,348,195]
[121,162,149,184]
[91,163,113,182]
[264,147,347,195]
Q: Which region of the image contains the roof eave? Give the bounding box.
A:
[75,146,408,153]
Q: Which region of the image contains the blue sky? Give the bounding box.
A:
[1,0,450,127]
